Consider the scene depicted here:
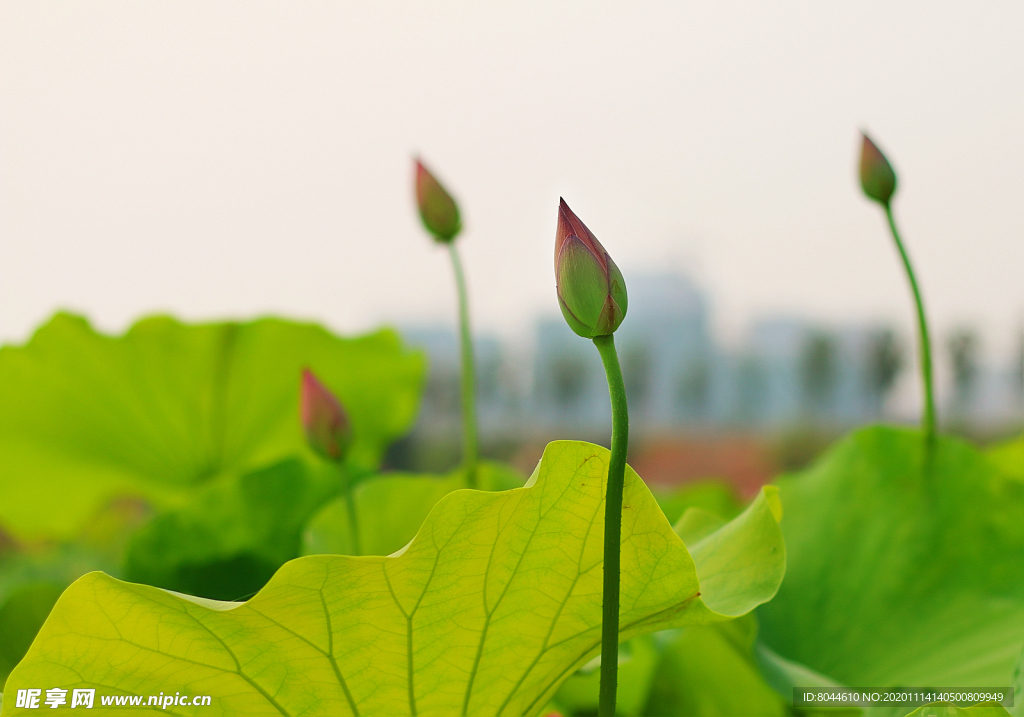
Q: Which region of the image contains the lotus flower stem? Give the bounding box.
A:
[414,158,478,488]
[341,466,362,556]
[593,333,629,717]
[884,204,936,455]
[448,242,479,488]
[553,198,629,714]
[860,133,936,463]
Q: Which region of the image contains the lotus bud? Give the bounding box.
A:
[414,158,462,243]
[300,368,352,462]
[859,132,897,206]
[554,198,628,338]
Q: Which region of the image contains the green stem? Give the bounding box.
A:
[885,203,936,456]
[593,334,629,717]
[340,464,362,556]
[448,242,479,488]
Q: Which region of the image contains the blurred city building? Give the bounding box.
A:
[402,273,1024,447]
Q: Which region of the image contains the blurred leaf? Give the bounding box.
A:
[643,616,786,717]
[0,583,62,689]
[124,458,339,600]
[675,507,728,546]
[0,497,151,689]
[0,313,424,540]
[301,461,524,557]
[0,551,90,693]
[651,480,740,526]
[1011,645,1023,717]
[903,703,1011,717]
[5,441,784,716]
[636,493,788,716]
[988,435,1023,481]
[755,640,849,708]
[685,484,783,617]
[758,638,1019,717]
[759,427,1024,688]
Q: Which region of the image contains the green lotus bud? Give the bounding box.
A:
[859,132,897,206]
[554,198,627,338]
[300,368,352,462]
[414,158,462,243]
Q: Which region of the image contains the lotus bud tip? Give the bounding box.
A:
[554,200,628,339]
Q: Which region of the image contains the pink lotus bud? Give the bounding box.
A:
[414,158,462,243]
[300,368,351,462]
[859,132,897,205]
[554,198,628,338]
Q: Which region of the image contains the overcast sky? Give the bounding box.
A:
[1,1,1022,360]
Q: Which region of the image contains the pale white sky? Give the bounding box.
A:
[2,1,1022,359]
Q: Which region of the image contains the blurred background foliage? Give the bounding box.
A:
[0,307,1020,712]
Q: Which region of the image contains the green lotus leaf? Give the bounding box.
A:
[643,616,787,717]
[755,640,850,712]
[301,461,524,557]
[903,703,1011,717]
[0,313,424,540]
[124,458,339,600]
[3,440,784,716]
[756,638,1020,717]
[758,426,1024,688]
[987,435,1023,481]
[1011,645,1023,717]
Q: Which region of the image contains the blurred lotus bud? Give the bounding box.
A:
[859,132,897,206]
[300,368,351,462]
[554,198,628,338]
[414,158,462,243]
[0,525,16,555]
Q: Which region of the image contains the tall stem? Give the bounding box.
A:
[448,242,478,488]
[593,334,629,717]
[340,464,362,556]
[885,204,936,456]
